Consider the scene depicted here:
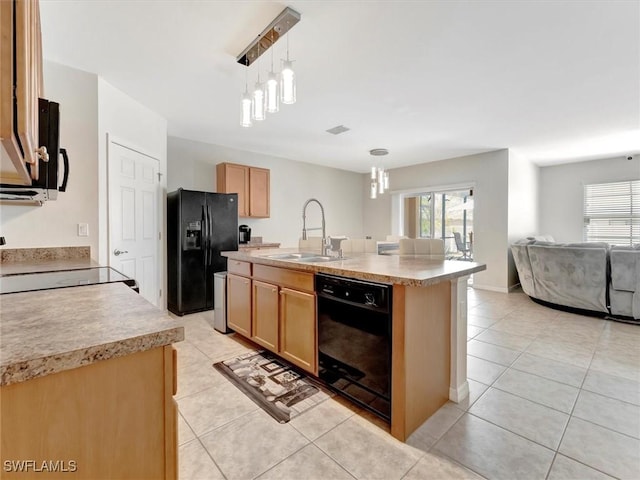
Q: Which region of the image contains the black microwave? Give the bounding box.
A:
[0,98,69,204]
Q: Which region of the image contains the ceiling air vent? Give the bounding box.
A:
[326,125,350,135]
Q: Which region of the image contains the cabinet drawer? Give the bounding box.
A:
[253,264,314,293]
[228,260,251,276]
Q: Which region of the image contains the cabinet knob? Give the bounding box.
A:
[36,146,49,162]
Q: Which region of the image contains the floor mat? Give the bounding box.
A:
[213,350,333,423]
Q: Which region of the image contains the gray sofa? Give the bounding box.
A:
[511,238,639,322]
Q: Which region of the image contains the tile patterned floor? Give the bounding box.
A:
[174,288,640,480]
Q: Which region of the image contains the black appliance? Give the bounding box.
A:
[167,188,238,316]
[316,273,393,421]
[239,224,251,244]
[0,98,70,204]
[0,267,138,295]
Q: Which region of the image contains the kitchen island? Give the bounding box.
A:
[222,248,486,441]
[0,282,184,479]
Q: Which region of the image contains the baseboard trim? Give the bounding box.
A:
[471,284,510,294]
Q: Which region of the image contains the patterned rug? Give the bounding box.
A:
[213,350,332,423]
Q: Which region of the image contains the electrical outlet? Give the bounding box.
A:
[78,223,89,237]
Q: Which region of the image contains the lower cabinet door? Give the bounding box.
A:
[279,288,317,374]
[252,280,279,351]
[227,273,251,336]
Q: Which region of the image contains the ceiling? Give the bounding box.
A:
[39,1,640,173]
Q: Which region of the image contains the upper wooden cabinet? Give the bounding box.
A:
[216,162,270,218]
[0,0,44,184]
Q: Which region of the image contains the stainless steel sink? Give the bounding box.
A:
[297,255,345,263]
[261,252,345,262]
[263,252,318,260]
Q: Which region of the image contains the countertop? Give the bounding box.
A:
[239,242,281,249]
[223,248,486,287]
[1,282,184,386]
[0,258,99,275]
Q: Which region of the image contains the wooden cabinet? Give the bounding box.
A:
[227,273,252,336]
[0,0,44,184]
[249,167,270,217]
[252,280,279,351]
[216,162,270,218]
[225,262,318,375]
[0,345,178,479]
[279,287,317,373]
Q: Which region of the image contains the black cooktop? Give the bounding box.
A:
[0,267,137,294]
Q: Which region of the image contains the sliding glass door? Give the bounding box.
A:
[402,188,474,259]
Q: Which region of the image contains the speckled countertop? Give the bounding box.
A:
[223,248,486,287]
[1,282,184,386]
[239,242,281,249]
[0,258,100,275]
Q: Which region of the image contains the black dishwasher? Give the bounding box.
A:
[316,273,392,421]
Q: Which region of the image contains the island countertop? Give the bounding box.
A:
[222,248,486,286]
[0,282,184,386]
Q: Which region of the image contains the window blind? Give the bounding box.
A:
[584,180,640,245]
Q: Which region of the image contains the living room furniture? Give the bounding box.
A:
[399,238,445,258]
[453,232,472,260]
[511,238,639,322]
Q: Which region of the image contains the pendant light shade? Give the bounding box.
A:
[370,182,378,199]
[252,80,266,121]
[266,72,279,113]
[240,91,252,127]
[280,59,296,105]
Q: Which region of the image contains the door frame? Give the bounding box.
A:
[105,133,163,306]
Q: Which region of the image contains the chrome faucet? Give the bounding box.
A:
[302,198,328,255]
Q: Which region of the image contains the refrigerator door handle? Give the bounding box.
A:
[202,205,208,266]
[207,205,213,266]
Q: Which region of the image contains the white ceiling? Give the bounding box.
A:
[40,0,640,173]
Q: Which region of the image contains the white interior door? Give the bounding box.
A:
[108,140,160,306]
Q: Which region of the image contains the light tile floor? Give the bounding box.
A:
[174,288,640,480]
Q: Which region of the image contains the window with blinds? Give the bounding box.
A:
[584,180,640,245]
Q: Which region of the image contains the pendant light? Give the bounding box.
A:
[240,58,252,127]
[252,40,266,121]
[369,149,390,199]
[236,7,300,127]
[280,33,296,105]
[265,32,279,113]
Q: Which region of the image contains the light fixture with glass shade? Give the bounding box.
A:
[280,33,296,105]
[251,42,266,121]
[236,7,300,128]
[369,149,390,199]
[265,31,279,113]
[240,58,252,127]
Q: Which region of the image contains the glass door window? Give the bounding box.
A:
[402,188,474,259]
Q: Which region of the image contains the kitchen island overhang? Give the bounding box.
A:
[222,248,486,441]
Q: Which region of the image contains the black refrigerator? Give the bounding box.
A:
[167,189,238,315]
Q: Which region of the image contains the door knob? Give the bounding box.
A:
[114,249,128,256]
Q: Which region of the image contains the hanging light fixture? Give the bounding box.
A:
[251,41,266,121]
[265,31,279,113]
[280,32,296,105]
[236,7,300,128]
[369,149,390,199]
[240,58,252,127]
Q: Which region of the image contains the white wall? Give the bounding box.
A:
[97,78,168,304]
[97,78,168,264]
[167,137,364,247]
[507,151,539,287]
[363,150,511,292]
[539,155,640,243]
[0,61,99,256]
